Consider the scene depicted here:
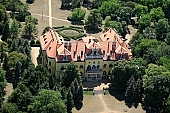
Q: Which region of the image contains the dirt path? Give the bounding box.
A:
[31,47,40,66]
[31,13,70,23]
[125,25,137,43]
[49,0,52,27]
[4,83,13,102]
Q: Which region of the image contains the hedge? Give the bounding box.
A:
[55,26,86,41]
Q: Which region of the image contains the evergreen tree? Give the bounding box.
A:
[13,61,21,89]
[1,14,10,41]
[60,86,67,100]
[77,85,83,102]
[67,89,74,113]
[10,18,20,40]
[0,67,7,108]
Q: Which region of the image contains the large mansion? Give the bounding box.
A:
[39,28,132,82]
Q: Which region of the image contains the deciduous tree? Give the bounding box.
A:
[10,18,20,40]
[8,83,33,112]
[150,7,165,22]
[85,9,102,29]
[28,89,66,113]
[0,103,19,113]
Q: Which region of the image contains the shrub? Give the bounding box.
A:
[30,40,35,45]
[36,40,40,45]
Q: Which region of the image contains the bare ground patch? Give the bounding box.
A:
[103,95,145,113]
[4,83,13,102]
[72,95,104,113]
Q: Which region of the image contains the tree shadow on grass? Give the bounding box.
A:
[84,26,102,34]
[70,21,84,26]
[108,89,125,101]
[108,88,141,108]
[75,101,83,110]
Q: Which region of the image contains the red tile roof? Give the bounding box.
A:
[39,28,132,62]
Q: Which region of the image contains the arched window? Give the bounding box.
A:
[97,65,100,68]
[80,72,83,76]
[60,66,65,70]
[92,65,96,69]
[80,65,83,69]
[103,64,106,68]
[103,71,106,75]
[87,65,91,70]
[109,64,113,68]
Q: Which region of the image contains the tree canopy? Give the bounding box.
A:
[28,89,66,113]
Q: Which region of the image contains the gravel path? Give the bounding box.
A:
[31,47,40,66]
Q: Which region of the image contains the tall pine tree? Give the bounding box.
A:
[67,89,74,113]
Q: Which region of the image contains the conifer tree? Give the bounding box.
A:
[67,89,74,113]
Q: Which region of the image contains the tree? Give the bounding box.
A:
[160,56,170,71]
[133,39,158,58]
[67,89,74,113]
[155,19,169,41]
[133,4,148,18]
[0,41,8,63]
[143,64,170,112]
[77,85,83,102]
[22,16,37,39]
[0,103,19,113]
[10,18,20,40]
[150,7,165,22]
[8,83,32,112]
[110,58,146,90]
[143,27,156,39]
[13,61,21,89]
[0,67,7,108]
[0,5,7,35]
[1,16,10,41]
[166,95,170,113]
[165,32,170,45]
[22,64,51,95]
[6,51,26,69]
[99,0,120,18]
[104,20,123,35]
[138,14,151,33]
[28,89,66,113]
[118,7,132,24]
[62,62,80,88]
[85,9,102,29]
[68,8,86,21]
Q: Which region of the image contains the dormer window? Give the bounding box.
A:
[120,52,125,60]
[94,51,96,55]
[43,34,46,38]
[107,54,110,60]
[77,55,81,61]
[62,54,68,61]
[45,41,47,44]
[44,38,47,41]
[80,65,83,69]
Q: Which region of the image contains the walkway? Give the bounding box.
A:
[49,0,52,27]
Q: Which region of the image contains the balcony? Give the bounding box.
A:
[85,54,103,59]
[86,69,102,73]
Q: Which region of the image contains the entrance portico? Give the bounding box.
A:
[86,69,102,82]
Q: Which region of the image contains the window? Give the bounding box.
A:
[103,71,106,75]
[109,70,111,74]
[49,68,51,73]
[60,66,65,70]
[98,61,100,64]
[103,64,106,68]
[97,65,100,68]
[80,65,83,69]
[109,64,113,68]
[87,65,91,70]
[94,51,96,55]
[93,61,95,64]
[49,61,51,66]
[92,65,96,69]
[80,72,83,76]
